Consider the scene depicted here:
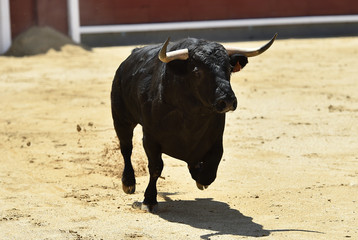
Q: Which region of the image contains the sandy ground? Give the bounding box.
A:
[0,37,357,240]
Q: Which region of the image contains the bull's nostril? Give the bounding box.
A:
[218,100,227,111]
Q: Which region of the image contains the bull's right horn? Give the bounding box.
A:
[225,33,278,57]
[158,38,189,63]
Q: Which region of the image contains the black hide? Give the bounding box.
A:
[111,38,247,211]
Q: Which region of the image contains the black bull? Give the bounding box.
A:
[111,34,277,212]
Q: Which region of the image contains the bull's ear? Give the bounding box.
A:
[230,54,248,73]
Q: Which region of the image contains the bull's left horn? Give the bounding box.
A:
[225,33,278,57]
[158,38,189,63]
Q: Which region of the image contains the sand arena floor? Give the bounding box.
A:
[0,37,357,239]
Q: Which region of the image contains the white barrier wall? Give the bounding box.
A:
[67,0,80,43]
[65,0,358,45]
[0,0,11,54]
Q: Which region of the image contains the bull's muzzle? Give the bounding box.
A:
[215,96,238,113]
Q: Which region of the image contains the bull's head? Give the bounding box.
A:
[158,33,277,114]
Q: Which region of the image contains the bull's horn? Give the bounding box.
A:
[158,38,189,63]
[225,33,278,57]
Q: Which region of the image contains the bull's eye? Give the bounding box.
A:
[193,67,201,78]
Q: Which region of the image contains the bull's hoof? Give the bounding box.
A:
[132,201,158,213]
[122,170,136,194]
[122,184,135,194]
[196,182,209,190]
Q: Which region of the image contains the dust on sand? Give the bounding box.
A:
[0,35,357,239]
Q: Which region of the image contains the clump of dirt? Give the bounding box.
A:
[5,26,90,57]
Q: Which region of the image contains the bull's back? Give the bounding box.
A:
[111,45,161,124]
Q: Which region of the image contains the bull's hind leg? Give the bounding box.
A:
[111,106,137,194]
[119,127,136,194]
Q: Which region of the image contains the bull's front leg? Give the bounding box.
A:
[132,132,163,213]
[189,138,223,190]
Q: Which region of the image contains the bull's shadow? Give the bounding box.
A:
[156,196,270,239]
